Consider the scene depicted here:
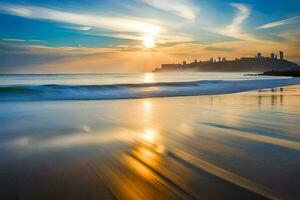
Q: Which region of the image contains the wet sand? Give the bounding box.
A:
[0,85,300,200]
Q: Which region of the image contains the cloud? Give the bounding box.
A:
[1,38,41,42]
[0,3,161,41]
[257,16,300,30]
[0,43,145,72]
[0,42,151,61]
[205,46,235,52]
[85,31,194,44]
[0,43,119,57]
[64,26,92,31]
[0,44,66,71]
[227,3,251,34]
[211,3,255,41]
[0,2,197,46]
[138,0,197,20]
[2,38,26,42]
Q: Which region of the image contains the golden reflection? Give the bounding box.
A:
[123,154,155,180]
[143,100,152,113]
[142,129,156,144]
[141,86,159,92]
[142,99,154,124]
[143,73,154,83]
[137,128,165,157]
[120,128,165,184]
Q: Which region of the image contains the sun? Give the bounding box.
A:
[143,38,155,48]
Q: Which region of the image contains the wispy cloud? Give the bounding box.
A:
[85,32,194,44]
[0,42,146,57]
[211,3,255,41]
[2,38,41,42]
[257,16,300,30]
[64,26,92,31]
[2,38,26,42]
[0,3,196,44]
[0,3,161,41]
[138,0,197,21]
[227,3,251,34]
[205,46,235,52]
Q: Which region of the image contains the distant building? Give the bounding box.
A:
[161,64,182,70]
[257,53,262,59]
[153,52,299,73]
[279,51,284,60]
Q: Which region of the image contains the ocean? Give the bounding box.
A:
[0,73,300,199]
[1,73,300,101]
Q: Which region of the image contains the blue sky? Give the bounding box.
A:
[0,0,299,73]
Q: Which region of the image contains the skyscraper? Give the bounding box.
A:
[257,53,262,59]
[271,53,275,59]
[279,51,284,60]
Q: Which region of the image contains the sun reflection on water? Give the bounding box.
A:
[143,73,154,83]
[142,129,156,144]
[143,100,152,113]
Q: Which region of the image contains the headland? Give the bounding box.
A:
[153,51,300,73]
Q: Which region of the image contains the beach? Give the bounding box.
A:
[1,0,299,199]
[1,84,300,200]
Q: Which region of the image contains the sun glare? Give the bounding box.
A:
[143,73,154,83]
[143,38,155,48]
[142,129,156,144]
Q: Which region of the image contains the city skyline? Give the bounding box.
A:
[0,0,299,73]
[153,50,300,73]
[164,50,287,65]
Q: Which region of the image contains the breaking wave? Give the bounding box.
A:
[1,78,300,101]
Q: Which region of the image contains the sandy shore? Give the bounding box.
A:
[0,85,300,200]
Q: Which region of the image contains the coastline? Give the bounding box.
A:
[259,70,300,77]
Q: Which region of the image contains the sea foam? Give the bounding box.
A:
[0,78,300,101]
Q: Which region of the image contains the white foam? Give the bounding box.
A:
[1,78,300,101]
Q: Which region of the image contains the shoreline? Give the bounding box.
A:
[259,70,300,77]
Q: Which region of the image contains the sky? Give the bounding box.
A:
[0,0,299,73]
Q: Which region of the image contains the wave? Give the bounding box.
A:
[1,78,300,101]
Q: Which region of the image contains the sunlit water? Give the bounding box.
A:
[1,73,300,101]
[0,83,299,199]
[0,72,290,85]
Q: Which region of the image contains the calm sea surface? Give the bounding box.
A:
[0,72,285,85]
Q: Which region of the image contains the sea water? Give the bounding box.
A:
[0,72,299,101]
[0,73,300,199]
